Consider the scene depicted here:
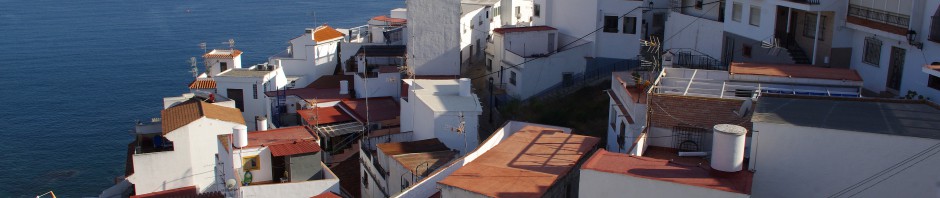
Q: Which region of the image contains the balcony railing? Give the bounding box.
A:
[848,4,910,28]
[785,0,820,5]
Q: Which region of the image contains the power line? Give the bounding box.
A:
[828,142,940,198]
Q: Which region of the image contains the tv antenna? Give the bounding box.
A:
[189,57,199,78]
[223,39,235,50]
[449,112,468,154]
[199,42,207,54]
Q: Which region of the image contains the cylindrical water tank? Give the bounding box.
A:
[339,80,349,95]
[711,124,747,172]
[458,78,471,97]
[233,125,248,148]
[256,116,268,131]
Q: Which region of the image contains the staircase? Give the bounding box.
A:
[786,45,812,64]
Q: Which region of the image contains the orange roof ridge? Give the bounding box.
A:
[161,99,245,135]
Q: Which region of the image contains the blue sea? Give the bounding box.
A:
[0,0,403,196]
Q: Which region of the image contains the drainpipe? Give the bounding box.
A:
[812,11,821,65]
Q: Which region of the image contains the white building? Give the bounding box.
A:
[400,78,483,154]
[221,126,341,198]
[345,45,407,99]
[486,26,593,100]
[125,98,246,195]
[459,0,501,64]
[531,0,644,61]
[344,8,408,45]
[580,149,752,198]
[407,0,461,76]
[215,64,289,131]
[750,95,940,197]
[361,138,457,198]
[269,25,345,87]
[204,49,244,77]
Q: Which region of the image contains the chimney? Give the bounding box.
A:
[340,80,349,95]
[711,124,747,172]
[458,78,471,97]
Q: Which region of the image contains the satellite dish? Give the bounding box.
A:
[226,178,237,190]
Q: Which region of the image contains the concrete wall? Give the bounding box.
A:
[579,169,750,198]
[355,72,401,99]
[431,111,481,155]
[606,76,648,155]
[273,32,341,87]
[751,123,940,197]
[460,7,492,64]
[215,67,288,131]
[595,0,644,60]
[234,147,273,183]
[407,0,461,75]
[664,11,725,58]
[505,42,590,100]
[206,56,242,77]
[289,152,323,182]
[723,0,775,42]
[239,162,340,198]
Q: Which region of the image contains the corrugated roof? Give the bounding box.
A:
[298,106,355,125]
[437,126,599,197]
[340,97,400,123]
[188,79,216,89]
[377,138,450,156]
[582,148,753,195]
[161,99,245,135]
[493,26,557,34]
[314,25,345,42]
[730,62,863,81]
[203,49,242,59]
[392,150,457,176]
[246,126,318,148]
[269,141,321,156]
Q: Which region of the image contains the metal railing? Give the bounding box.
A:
[848,4,910,28]
[786,0,820,5]
[672,49,727,70]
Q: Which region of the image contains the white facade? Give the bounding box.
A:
[128,118,244,195]
[204,49,243,77]
[270,26,344,87]
[487,28,593,100]
[532,0,644,60]
[407,0,462,75]
[751,123,940,198]
[579,169,750,198]
[400,79,483,155]
[215,66,289,131]
[663,9,725,59]
[606,72,648,155]
[459,2,496,64]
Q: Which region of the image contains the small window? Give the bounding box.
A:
[695,0,704,10]
[510,71,517,85]
[929,75,940,90]
[486,10,489,18]
[742,44,752,58]
[486,59,493,71]
[252,84,258,99]
[534,4,541,17]
[731,2,742,22]
[220,62,228,72]
[623,17,637,34]
[749,6,761,27]
[603,15,619,33]
[242,155,260,171]
[609,108,617,127]
[803,13,826,41]
[362,171,369,187]
[863,37,882,66]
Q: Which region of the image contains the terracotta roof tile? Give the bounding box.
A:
[581,148,753,195]
[314,25,345,43]
[493,26,556,34]
[161,99,245,135]
[372,15,407,25]
[298,106,355,125]
[188,79,216,89]
[246,126,318,148]
[437,127,599,197]
[202,49,242,59]
[269,140,321,156]
[730,62,863,81]
[311,191,342,198]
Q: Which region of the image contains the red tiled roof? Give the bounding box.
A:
[161,99,245,135]
[298,106,355,125]
[305,75,354,89]
[203,50,242,59]
[730,62,863,81]
[379,66,399,73]
[438,126,600,197]
[246,126,318,148]
[493,26,557,34]
[314,25,345,42]
[131,186,223,198]
[582,148,753,195]
[269,140,321,156]
[339,97,400,123]
[372,15,407,25]
[311,191,342,198]
[188,79,216,89]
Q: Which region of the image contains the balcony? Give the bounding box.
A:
[784,0,820,5]
[847,4,910,35]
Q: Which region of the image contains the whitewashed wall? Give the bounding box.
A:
[580,169,750,198]
[407,0,461,75]
[664,11,724,59]
[239,162,340,198]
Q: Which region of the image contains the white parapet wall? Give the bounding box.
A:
[239,162,340,198]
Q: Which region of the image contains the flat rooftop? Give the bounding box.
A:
[656,66,862,99]
[357,45,406,57]
[217,66,276,78]
[438,126,600,197]
[339,97,400,123]
[753,95,940,140]
[298,106,355,125]
[730,62,862,81]
[583,147,752,195]
[392,150,458,176]
[264,87,351,103]
[407,79,483,112]
[246,126,318,148]
[377,138,451,156]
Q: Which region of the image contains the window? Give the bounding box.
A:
[220,62,228,72]
[242,155,260,171]
[609,108,617,128]
[929,75,940,90]
[534,4,541,17]
[749,6,761,26]
[486,10,489,18]
[252,84,258,99]
[695,0,704,10]
[515,6,521,19]
[731,2,742,22]
[227,89,244,112]
[603,15,619,33]
[742,44,752,58]
[362,171,368,187]
[930,15,940,42]
[623,17,637,34]
[510,71,517,85]
[803,13,826,41]
[487,58,493,71]
[863,37,882,66]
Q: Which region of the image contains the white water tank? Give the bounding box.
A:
[233,125,248,148]
[256,116,268,131]
[340,80,349,95]
[458,78,471,97]
[711,124,747,172]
